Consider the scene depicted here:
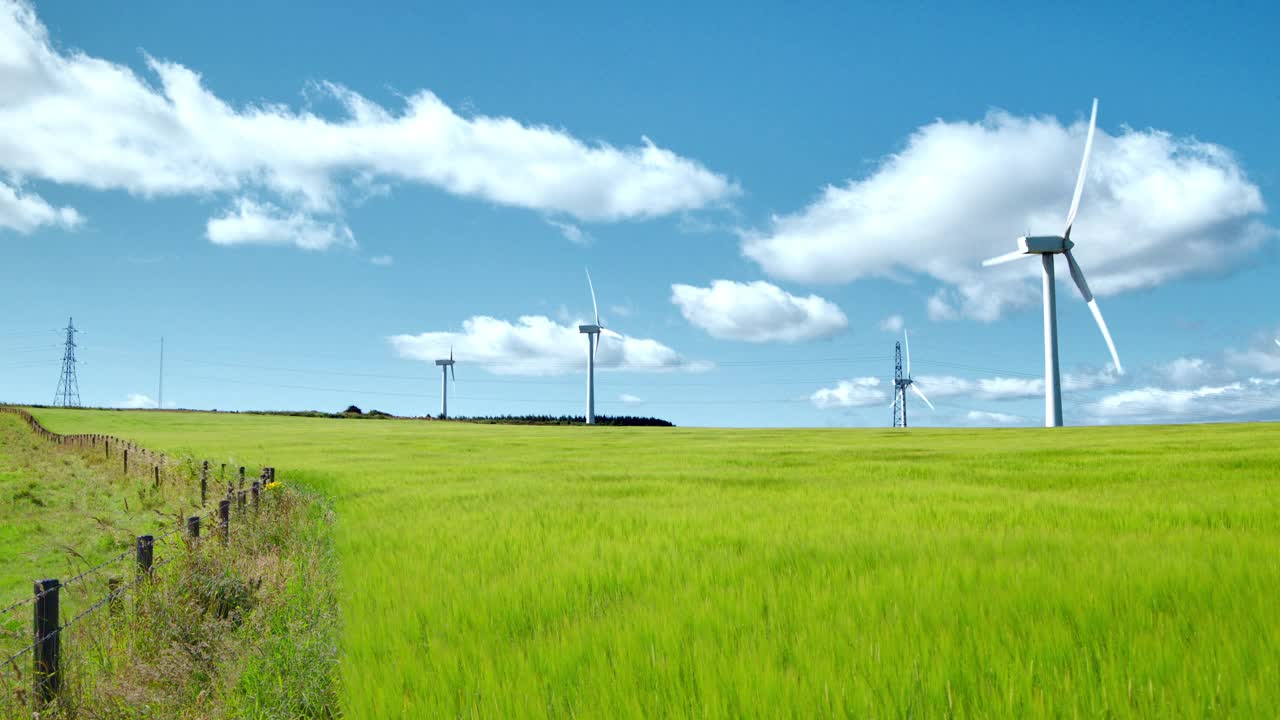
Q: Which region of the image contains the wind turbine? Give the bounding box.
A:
[435,347,455,419]
[579,269,622,425]
[982,98,1123,427]
[892,330,934,428]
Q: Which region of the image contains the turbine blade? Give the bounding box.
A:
[889,386,899,410]
[585,268,599,325]
[982,249,1029,267]
[450,345,454,362]
[450,364,455,382]
[904,330,911,377]
[594,331,601,354]
[1064,249,1094,302]
[1086,298,1123,374]
[1065,97,1098,238]
[601,328,624,339]
[910,383,935,411]
[1275,338,1279,348]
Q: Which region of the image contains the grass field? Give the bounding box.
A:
[24,408,1280,718]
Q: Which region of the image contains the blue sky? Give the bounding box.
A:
[2,0,1278,427]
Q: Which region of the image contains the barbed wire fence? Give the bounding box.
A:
[0,405,280,713]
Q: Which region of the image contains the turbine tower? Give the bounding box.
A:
[983,98,1123,427]
[435,347,455,419]
[892,330,933,428]
[53,317,81,408]
[579,269,622,425]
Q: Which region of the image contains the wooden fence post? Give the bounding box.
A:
[201,461,209,506]
[136,535,154,579]
[33,578,60,706]
[187,516,201,538]
[238,466,245,491]
[251,482,260,510]
[123,447,129,474]
[219,500,231,544]
[153,465,160,488]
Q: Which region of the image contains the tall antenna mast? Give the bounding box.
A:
[892,340,906,428]
[53,317,81,407]
[158,336,164,410]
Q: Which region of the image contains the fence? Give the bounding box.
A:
[0,406,279,712]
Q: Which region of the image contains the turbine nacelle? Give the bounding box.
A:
[1017,236,1074,255]
[578,324,602,334]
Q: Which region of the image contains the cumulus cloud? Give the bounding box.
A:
[914,368,1117,401]
[370,255,394,266]
[389,315,707,376]
[1156,356,1220,386]
[0,180,81,233]
[671,280,848,342]
[965,410,1025,426]
[1225,332,1280,375]
[879,314,904,333]
[206,198,354,250]
[810,377,887,409]
[119,393,157,409]
[0,2,735,239]
[618,393,642,404]
[1088,378,1280,423]
[742,105,1272,320]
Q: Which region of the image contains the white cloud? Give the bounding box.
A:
[619,393,642,404]
[609,303,634,318]
[547,219,590,245]
[671,280,848,343]
[389,315,707,376]
[965,410,1025,425]
[879,314,904,333]
[1088,378,1280,423]
[1225,332,1280,374]
[370,255,393,266]
[742,106,1272,321]
[120,393,157,409]
[206,198,354,250]
[0,2,735,239]
[0,180,81,233]
[1156,356,1219,386]
[914,368,1116,401]
[811,377,887,409]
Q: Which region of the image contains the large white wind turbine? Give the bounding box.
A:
[983,98,1123,427]
[435,347,455,419]
[579,269,623,425]
[892,330,934,427]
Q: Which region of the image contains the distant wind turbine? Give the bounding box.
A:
[983,98,1122,427]
[892,330,934,428]
[579,269,623,425]
[435,347,455,419]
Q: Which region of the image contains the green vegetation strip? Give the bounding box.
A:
[1,413,338,718]
[30,408,1280,718]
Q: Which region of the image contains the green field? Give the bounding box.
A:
[21,408,1280,718]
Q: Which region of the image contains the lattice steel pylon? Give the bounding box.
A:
[892,340,907,428]
[53,317,81,407]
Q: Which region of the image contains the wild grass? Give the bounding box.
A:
[0,414,339,719]
[27,408,1280,718]
[0,413,208,657]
